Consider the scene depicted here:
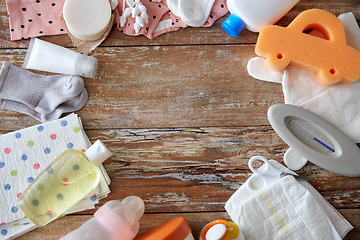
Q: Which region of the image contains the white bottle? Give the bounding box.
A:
[60,196,145,240]
[222,0,299,38]
[17,140,111,227]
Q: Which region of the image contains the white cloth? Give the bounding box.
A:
[0,114,111,240]
[247,12,360,170]
[225,160,353,240]
[167,0,215,27]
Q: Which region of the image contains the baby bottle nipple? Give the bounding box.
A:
[121,195,145,220]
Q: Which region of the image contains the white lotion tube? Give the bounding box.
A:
[23,38,98,78]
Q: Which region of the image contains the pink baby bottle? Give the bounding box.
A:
[60,196,145,240]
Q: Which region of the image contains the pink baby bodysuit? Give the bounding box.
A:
[114,0,228,39]
[6,0,67,41]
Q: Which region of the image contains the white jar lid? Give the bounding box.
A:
[63,0,111,41]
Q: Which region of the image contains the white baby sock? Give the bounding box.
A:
[0,62,84,114]
[167,0,215,27]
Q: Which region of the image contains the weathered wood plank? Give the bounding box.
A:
[2,125,358,213]
[16,209,360,240]
[0,44,284,130]
[85,127,360,210]
[1,0,360,239]
[1,126,359,212]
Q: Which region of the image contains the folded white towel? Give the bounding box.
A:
[225,160,353,240]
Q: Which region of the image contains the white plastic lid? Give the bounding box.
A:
[63,0,112,41]
[84,140,112,166]
[205,224,226,240]
[75,54,98,78]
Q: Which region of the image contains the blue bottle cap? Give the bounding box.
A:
[222,14,246,38]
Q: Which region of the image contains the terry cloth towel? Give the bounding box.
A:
[225,160,353,240]
[0,114,111,240]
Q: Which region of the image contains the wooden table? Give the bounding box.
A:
[1,0,360,239]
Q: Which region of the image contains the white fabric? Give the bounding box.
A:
[225,160,353,240]
[0,114,111,240]
[247,57,283,83]
[247,12,360,170]
[167,0,215,27]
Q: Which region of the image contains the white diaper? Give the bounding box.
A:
[225,160,353,240]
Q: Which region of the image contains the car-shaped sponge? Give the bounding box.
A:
[255,9,360,86]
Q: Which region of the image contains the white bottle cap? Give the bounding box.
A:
[84,140,112,166]
[205,224,226,240]
[63,0,112,41]
[75,54,98,78]
[200,220,244,240]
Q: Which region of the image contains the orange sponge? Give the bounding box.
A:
[255,9,360,86]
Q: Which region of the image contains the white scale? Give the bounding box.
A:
[267,104,360,177]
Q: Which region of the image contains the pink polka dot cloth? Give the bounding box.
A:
[114,0,228,39]
[6,0,228,41]
[6,0,67,41]
[0,114,107,239]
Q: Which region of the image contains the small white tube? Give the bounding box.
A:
[23,38,98,78]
